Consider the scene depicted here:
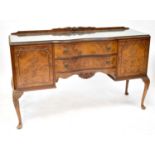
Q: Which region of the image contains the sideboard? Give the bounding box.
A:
[9,26,150,129]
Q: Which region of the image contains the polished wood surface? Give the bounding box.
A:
[54,40,117,59]
[55,55,117,73]
[9,27,151,128]
[117,38,149,78]
[11,44,55,90]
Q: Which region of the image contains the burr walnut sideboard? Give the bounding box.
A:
[9,27,150,129]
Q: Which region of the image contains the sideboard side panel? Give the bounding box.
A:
[117,37,150,78]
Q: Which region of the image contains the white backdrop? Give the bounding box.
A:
[0,1,155,155]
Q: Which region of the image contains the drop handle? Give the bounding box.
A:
[64,47,69,53]
[105,60,112,65]
[64,63,69,69]
[106,46,111,51]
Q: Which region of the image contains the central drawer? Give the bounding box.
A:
[54,40,117,59]
[55,55,117,73]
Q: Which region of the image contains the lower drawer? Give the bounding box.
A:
[55,55,117,73]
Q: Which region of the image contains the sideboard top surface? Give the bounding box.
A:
[9,27,150,45]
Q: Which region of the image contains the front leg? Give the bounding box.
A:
[13,90,24,129]
[141,76,150,110]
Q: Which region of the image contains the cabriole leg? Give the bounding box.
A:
[125,80,129,95]
[13,90,24,129]
[141,76,150,110]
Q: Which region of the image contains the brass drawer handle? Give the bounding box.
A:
[64,47,69,53]
[105,60,112,65]
[64,63,69,69]
[106,46,111,51]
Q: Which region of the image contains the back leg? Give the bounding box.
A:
[125,80,129,95]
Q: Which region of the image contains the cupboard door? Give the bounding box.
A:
[12,44,54,90]
[117,38,150,78]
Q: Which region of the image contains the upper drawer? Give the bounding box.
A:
[54,40,117,59]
